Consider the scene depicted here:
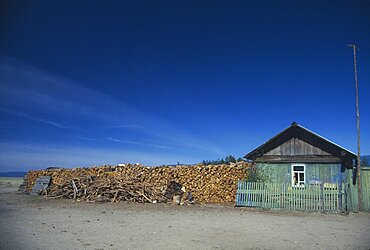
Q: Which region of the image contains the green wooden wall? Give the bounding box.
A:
[255,163,344,184]
[255,163,370,212]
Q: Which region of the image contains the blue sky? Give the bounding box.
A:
[0,1,369,171]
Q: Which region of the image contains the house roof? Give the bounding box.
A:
[244,122,356,163]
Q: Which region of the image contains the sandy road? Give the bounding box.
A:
[0,188,369,250]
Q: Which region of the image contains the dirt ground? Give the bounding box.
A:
[0,183,369,250]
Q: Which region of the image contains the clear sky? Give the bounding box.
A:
[0,1,369,171]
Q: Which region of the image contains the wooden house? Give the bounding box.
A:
[244,122,356,188]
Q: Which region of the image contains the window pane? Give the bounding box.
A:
[293,173,299,185]
[293,165,304,171]
[299,173,304,181]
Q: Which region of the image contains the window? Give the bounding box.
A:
[292,164,305,187]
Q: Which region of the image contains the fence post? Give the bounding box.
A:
[319,183,324,211]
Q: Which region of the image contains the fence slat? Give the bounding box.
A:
[236,181,341,213]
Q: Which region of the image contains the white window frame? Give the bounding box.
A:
[291,164,306,187]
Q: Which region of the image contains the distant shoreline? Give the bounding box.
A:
[0,172,27,178]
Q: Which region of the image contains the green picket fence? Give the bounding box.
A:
[236,181,342,213]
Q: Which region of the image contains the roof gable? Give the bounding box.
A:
[265,137,331,156]
[244,122,356,166]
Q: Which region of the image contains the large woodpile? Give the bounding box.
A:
[25,162,250,203]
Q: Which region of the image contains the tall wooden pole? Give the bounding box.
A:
[348,43,362,211]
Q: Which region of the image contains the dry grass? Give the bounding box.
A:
[0,177,23,189]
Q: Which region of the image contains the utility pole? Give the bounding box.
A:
[348,43,362,211]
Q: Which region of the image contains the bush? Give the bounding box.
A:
[245,165,270,182]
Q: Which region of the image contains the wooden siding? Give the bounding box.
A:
[265,138,330,156]
[346,167,370,212]
[255,155,341,163]
[256,163,343,184]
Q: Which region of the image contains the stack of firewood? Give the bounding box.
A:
[25,162,250,203]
